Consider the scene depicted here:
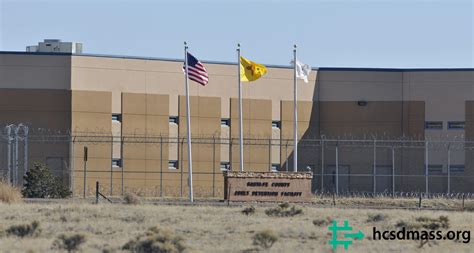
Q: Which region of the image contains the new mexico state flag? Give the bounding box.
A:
[240,56,267,82]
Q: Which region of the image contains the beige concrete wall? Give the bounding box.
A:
[230,98,272,172]
[0,54,71,90]
[281,101,318,172]
[317,70,473,183]
[466,101,474,141]
[0,53,73,188]
[70,55,317,120]
[0,89,71,132]
[405,71,473,170]
[121,93,169,196]
[319,101,404,138]
[0,89,71,187]
[71,90,112,195]
[317,70,403,102]
[178,96,222,197]
[462,101,474,192]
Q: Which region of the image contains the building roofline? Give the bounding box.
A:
[1,51,473,72]
[318,67,474,72]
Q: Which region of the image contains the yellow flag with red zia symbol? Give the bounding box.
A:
[240,56,267,82]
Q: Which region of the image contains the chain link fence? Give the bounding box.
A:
[1,129,473,198]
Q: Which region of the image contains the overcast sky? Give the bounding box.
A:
[0,0,473,68]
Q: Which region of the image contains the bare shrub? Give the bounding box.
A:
[265,204,303,217]
[102,247,116,253]
[396,215,450,230]
[6,221,41,237]
[241,206,256,216]
[0,181,22,203]
[252,230,278,249]
[124,192,141,205]
[367,213,386,223]
[313,217,332,227]
[278,202,290,209]
[52,233,86,252]
[416,215,450,230]
[123,226,186,253]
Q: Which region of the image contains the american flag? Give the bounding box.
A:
[184,52,209,86]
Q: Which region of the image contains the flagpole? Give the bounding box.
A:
[237,43,244,172]
[184,41,194,202]
[293,44,298,172]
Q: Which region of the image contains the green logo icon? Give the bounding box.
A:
[328,220,364,250]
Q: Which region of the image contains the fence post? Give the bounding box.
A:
[321,138,324,192]
[335,141,339,195]
[83,146,88,198]
[14,128,19,185]
[121,136,124,196]
[268,138,272,171]
[447,143,451,195]
[70,136,75,197]
[96,181,99,204]
[213,136,216,198]
[392,146,395,195]
[425,140,429,195]
[6,126,12,184]
[373,139,377,194]
[23,126,29,183]
[110,136,113,196]
[180,138,184,198]
[229,137,233,170]
[418,193,422,209]
[285,141,289,172]
[160,136,163,197]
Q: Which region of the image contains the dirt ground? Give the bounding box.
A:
[0,201,472,252]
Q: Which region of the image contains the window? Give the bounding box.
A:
[425,121,443,130]
[169,116,179,124]
[448,121,465,130]
[450,165,464,173]
[168,160,178,169]
[428,165,443,174]
[112,159,122,167]
[221,119,230,127]
[220,162,230,171]
[272,121,281,129]
[112,114,122,122]
[271,164,280,172]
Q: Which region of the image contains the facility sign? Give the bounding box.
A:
[224,171,313,202]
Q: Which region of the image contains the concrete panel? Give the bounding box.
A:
[0,89,71,132]
[230,98,272,172]
[0,54,71,90]
[178,96,221,187]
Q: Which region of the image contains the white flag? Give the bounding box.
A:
[291,60,311,83]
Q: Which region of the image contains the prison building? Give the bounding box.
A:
[0,48,473,196]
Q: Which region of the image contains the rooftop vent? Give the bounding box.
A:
[26,39,82,54]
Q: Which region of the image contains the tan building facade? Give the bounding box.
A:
[0,51,473,196]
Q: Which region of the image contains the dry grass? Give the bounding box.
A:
[0,181,22,203]
[0,202,472,252]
